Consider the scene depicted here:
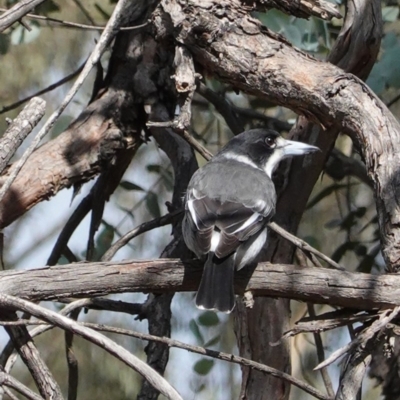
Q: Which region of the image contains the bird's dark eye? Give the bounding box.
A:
[265,135,276,148]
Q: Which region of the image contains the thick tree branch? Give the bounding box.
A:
[158,0,400,268]
[0,1,152,229]
[0,0,133,208]
[0,260,400,310]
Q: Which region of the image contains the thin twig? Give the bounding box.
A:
[0,0,131,206]
[65,309,80,400]
[0,310,63,398]
[0,63,84,115]
[315,306,400,370]
[307,304,335,398]
[0,0,46,32]
[47,194,92,266]
[3,387,20,400]
[387,91,400,108]
[182,129,213,160]
[283,310,377,339]
[196,82,244,135]
[3,299,95,375]
[0,8,148,32]
[80,321,330,400]
[72,0,96,25]
[58,298,144,317]
[101,210,182,261]
[268,221,345,270]
[0,305,329,400]
[0,371,43,400]
[0,295,183,400]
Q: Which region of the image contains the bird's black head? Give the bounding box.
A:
[216,129,319,177]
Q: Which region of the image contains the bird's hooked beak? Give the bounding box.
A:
[278,138,320,156]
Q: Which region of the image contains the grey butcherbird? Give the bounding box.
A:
[182,129,319,313]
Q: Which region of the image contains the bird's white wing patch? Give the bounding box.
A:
[210,231,221,252]
[187,199,199,228]
[235,229,267,270]
[231,212,261,234]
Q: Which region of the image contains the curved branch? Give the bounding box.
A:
[81,322,330,400]
[158,1,400,271]
[0,295,183,400]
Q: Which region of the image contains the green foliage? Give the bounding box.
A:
[367,32,400,94]
[35,0,60,14]
[193,359,215,376]
[256,9,331,53]
[0,33,10,54]
[145,191,161,218]
[119,181,145,191]
[307,183,356,209]
[94,222,115,260]
[198,310,219,327]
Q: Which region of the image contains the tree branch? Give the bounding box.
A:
[0,295,183,400]
[315,307,400,370]
[0,0,46,32]
[0,97,46,174]
[0,64,84,115]
[0,371,43,400]
[0,310,63,399]
[0,260,400,310]
[0,0,134,210]
[250,0,341,20]
[80,321,330,400]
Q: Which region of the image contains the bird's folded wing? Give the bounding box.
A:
[187,197,266,259]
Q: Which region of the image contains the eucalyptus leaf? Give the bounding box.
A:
[193,359,214,376]
[0,33,10,55]
[120,181,144,191]
[189,319,204,344]
[145,191,161,218]
[198,311,219,326]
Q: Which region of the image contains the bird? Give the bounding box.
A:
[182,128,319,313]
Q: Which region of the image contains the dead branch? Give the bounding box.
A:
[156,0,400,270]
[0,0,133,208]
[0,295,183,400]
[316,307,400,370]
[0,0,46,32]
[0,97,46,174]
[0,371,43,400]
[0,260,400,310]
[0,310,63,399]
[80,321,330,400]
[283,310,378,338]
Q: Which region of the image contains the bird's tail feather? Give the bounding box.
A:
[195,253,235,313]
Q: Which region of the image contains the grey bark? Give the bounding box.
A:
[0,97,46,175]
[155,1,382,398]
[1,260,400,310]
[0,0,47,32]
